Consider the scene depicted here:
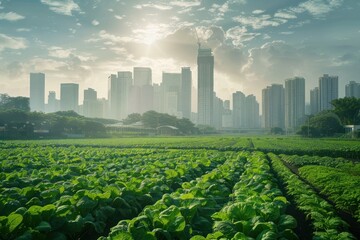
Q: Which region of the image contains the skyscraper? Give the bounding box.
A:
[132,67,152,114]
[213,93,223,130]
[232,91,246,129]
[60,83,79,112]
[262,84,285,129]
[319,74,338,111]
[181,67,192,119]
[197,48,214,126]
[345,81,360,98]
[29,73,45,112]
[310,87,319,115]
[133,67,152,87]
[245,94,260,129]
[162,72,182,117]
[83,88,98,118]
[117,71,133,118]
[285,77,305,131]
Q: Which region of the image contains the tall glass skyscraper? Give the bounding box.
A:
[197,48,214,126]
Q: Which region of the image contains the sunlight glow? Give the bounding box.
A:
[133,24,165,45]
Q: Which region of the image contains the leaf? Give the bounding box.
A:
[190,235,206,240]
[159,206,185,232]
[7,213,23,233]
[109,231,134,240]
[35,221,52,232]
[278,215,297,230]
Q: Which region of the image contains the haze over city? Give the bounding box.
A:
[1,0,359,103]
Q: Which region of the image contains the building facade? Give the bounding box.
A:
[262,84,285,129]
[197,48,214,126]
[30,73,45,112]
[181,67,192,119]
[345,81,360,98]
[319,74,338,111]
[285,77,305,131]
[60,83,79,112]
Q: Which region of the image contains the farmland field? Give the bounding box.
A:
[0,136,359,240]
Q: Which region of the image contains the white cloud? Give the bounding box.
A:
[48,46,74,58]
[280,31,294,35]
[0,33,27,51]
[134,4,173,10]
[40,0,81,16]
[233,14,286,29]
[274,11,297,19]
[114,15,124,20]
[252,10,264,14]
[97,30,133,44]
[287,0,344,18]
[92,20,99,26]
[226,26,260,46]
[170,0,201,7]
[0,12,25,21]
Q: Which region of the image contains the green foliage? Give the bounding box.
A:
[298,111,343,137]
[123,113,142,125]
[331,97,360,125]
[0,94,30,112]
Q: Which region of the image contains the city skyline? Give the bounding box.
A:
[0,0,359,103]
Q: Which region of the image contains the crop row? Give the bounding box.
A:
[0,148,231,239]
[269,153,355,239]
[101,151,247,239]
[299,165,360,223]
[192,151,298,239]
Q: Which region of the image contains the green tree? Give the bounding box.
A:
[123,113,142,125]
[298,111,343,137]
[331,97,360,125]
[0,94,30,112]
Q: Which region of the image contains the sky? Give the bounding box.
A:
[0,0,359,105]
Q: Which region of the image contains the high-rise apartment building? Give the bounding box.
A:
[29,73,45,112]
[285,77,305,130]
[213,93,223,130]
[319,74,338,111]
[46,91,60,113]
[162,72,182,117]
[181,67,192,119]
[133,67,152,87]
[197,48,214,126]
[232,91,246,129]
[245,94,260,129]
[117,71,133,118]
[60,83,79,112]
[310,87,319,115]
[262,84,285,129]
[345,81,360,98]
[83,88,98,118]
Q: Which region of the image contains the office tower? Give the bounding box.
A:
[83,88,98,118]
[197,48,214,126]
[133,67,152,87]
[60,83,79,112]
[345,81,360,98]
[310,87,319,115]
[29,73,45,112]
[285,77,305,130]
[262,84,285,129]
[162,72,182,117]
[132,67,152,114]
[213,93,223,130]
[47,91,60,113]
[108,74,120,119]
[181,67,192,119]
[245,94,260,129]
[232,91,246,129]
[319,74,338,111]
[117,71,133,118]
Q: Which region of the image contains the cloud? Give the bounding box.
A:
[0,33,27,51]
[226,26,260,46]
[16,28,31,32]
[48,46,74,58]
[233,14,287,29]
[170,0,201,7]
[274,11,297,19]
[0,12,25,21]
[285,0,344,18]
[114,15,124,20]
[252,10,265,14]
[40,0,80,16]
[134,4,173,10]
[6,61,24,79]
[92,20,99,26]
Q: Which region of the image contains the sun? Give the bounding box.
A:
[135,24,163,45]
